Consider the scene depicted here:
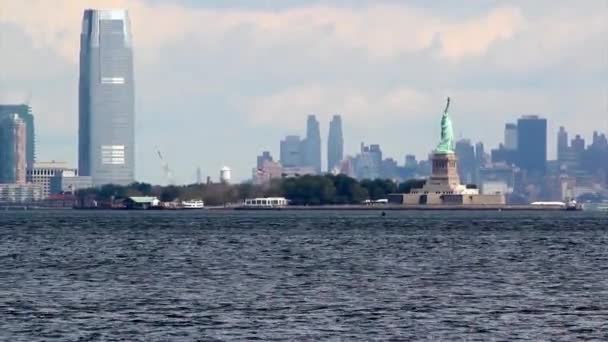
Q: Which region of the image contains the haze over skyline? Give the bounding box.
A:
[0,0,606,184]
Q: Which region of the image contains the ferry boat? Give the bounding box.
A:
[181,200,205,209]
[241,197,288,208]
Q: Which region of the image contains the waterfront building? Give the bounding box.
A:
[0,183,43,203]
[0,105,35,167]
[280,135,303,167]
[0,114,27,184]
[79,9,135,186]
[302,115,321,173]
[27,161,77,198]
[50,170,93,195]
[517,115,547,178]
[327,115,344,173]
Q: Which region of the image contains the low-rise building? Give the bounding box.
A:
[50,171,93,195]
[124,196,160,210]
[27,161,77,198]
[0,183,43,203]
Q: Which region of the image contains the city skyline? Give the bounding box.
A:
[1,0,607,183]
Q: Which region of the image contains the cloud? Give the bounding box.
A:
[0,1,525,64]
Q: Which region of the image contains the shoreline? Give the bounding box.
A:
[2,204,582,211]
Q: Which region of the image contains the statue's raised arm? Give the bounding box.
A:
[436,96,454,153]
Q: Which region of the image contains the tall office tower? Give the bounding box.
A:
[504,123,518,150]
[302,115,322,173]
[0,114,27,184]
[517,115,547,177]
[280,135,303,167]
[0,105,35,168]
[557,126,569,162]
[79,9,135,186]
[327,115,343,173]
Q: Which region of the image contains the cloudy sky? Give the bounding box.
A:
[0,0,606,183]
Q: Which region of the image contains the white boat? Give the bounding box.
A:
[242,197,288,208]
[182,200,205,209]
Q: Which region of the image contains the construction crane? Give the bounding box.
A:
[156,148,174,185]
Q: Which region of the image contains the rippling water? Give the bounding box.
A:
[1,210,608,341]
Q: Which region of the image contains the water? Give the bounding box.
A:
[1,210,608,341]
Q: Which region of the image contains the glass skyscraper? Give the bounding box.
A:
[327,115,343,173]
[302,115,321,173]
[79,9,135,186]
[0,105,35,168]
[517,115,547,178]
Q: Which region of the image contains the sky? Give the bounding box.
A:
[0,0,607,184]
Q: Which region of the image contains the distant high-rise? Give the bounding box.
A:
[280,135,303,167]
[79,9,135,186]
[571,134,585,154]
[257,151,273,170]
[0,105,35,168]
[0,114,27,184]
[517,115,547,177]
[354,143,382,180]
[302,115,321,173]
[557,126,569,162]
[455,139,475,184]
[504,123,518,150]
[327,115,343,173]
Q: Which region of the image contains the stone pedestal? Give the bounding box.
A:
[425,152,461,191]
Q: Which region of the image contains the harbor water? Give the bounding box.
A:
[1,210,607,341]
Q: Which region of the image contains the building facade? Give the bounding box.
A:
[302,115,321,173]
[280,135,303,167]
[0,114,27,184]
[517,115,547,178]
[504,123,518,151]
[0,105,35,168]
[50,171,93,195]
[27,161,77,198]
[79,9,135,186]
[0,183,43,203]
[327,115,343,173]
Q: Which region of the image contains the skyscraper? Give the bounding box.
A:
[302,115,321,173]
[455,139,475,184]
[280,135,303,167]
[0,105,35,168]
[557,126,569,162]
[327,115,343,173]
[504,123,518,151]
[79,9,135,186]
[0,114,27,184]
[517,115,547,177]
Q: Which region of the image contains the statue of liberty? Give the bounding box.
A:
[436,97,454,153]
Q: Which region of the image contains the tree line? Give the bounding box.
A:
[76,175,427,206]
